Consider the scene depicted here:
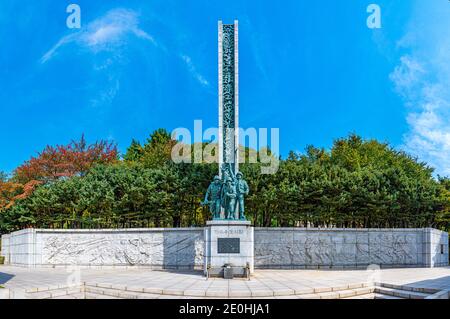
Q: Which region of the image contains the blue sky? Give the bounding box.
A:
[0,0,449,176]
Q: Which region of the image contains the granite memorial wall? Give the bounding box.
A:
[1,227,447,269]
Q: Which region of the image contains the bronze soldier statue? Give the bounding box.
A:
[234,172,249,220]
[222,177,237,219]
[202,176,222,220]
[203,163,250,221]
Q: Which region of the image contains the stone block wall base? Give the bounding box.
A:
[204,220,254,277]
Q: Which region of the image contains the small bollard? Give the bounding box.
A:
[206,264,211,280]
[245,262,251,280]
[223,263,233,279]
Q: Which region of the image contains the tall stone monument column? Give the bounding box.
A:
[204,20,254,277]
[218,20,239,180]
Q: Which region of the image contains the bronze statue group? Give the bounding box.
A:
[202,163,249,220]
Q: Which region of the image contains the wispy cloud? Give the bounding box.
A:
[390,56,424,101]
[241,17,268,81]
[41,33,78,64]
[41,8,156,64]
[90,76,120,108]
[390,2,450,177]
[180,54,209,87]
[41,8,210,89]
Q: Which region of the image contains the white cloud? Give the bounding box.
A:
[41,8,209,89]
[41,8,156,63]
[41,33,78,64]
[390,2,450,176]
[389,56,424,99]
[180,54,209,87]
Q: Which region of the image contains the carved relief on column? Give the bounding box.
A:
[221,24,236,175]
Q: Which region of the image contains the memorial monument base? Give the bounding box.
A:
[204,220,254,277]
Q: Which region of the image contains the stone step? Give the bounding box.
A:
[344,292,406,299]
[84,284,376,299]
[34,282,437,299]
[85,292,120,299]
[277,286,375,299]
[84,282,378,299]
[374,287,431,299]
[26,287,84,299]
[312,287,375,299]
[317,287,375,299]
[52,292,85,299]
[341,287,375,298]
[378,283,439,294]
[343,293,377,299]
[85,285,161,299]
[374,293,403,300]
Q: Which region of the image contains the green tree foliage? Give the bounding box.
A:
[123,139,144,162]
[435,177,450,231]
[125,129,176,168]
[0,132,448,233]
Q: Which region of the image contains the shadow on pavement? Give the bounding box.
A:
[0,271,15,285]
[153,268,204,277]
[403,275,450,290]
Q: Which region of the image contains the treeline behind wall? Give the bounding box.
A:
[0,130,449,233]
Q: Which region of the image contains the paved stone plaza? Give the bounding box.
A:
[1,265,449,299]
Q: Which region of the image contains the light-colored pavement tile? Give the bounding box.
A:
[1,265,450,299]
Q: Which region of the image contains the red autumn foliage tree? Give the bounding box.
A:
[0,180,43,211]
[0,180,22,210]
[14,135,118,184]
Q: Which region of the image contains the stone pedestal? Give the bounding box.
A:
[204,220,254,277]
